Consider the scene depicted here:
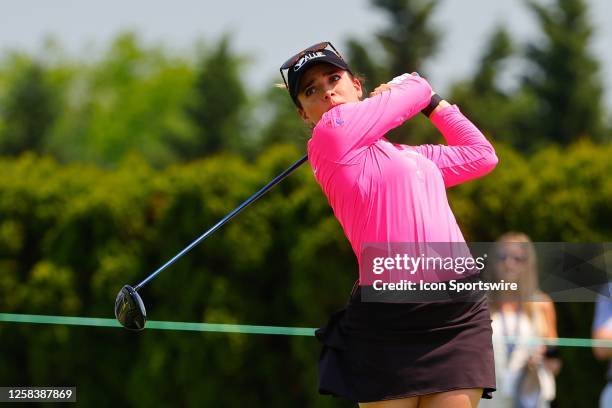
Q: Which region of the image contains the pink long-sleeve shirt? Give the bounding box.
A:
[307,75,498,268]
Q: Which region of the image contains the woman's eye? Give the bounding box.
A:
[305,87,315,96]
[330,74,341,81]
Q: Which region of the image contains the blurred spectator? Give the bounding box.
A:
[483,232,561,408]
[592,289,612,408]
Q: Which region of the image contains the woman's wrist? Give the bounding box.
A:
[430,99,451,117]
[421,93,448,117]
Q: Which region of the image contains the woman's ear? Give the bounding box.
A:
[353,77,363,99]
[298,107,310,123]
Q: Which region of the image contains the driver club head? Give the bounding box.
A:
[115,285,147,331]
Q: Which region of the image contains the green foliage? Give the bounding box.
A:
[0,58,58,155]
[346,0,441,87]
[0,33,253,166]
[523,0,606,145]
[44,32,198,166]
[472,27,514,95]
[371,0,441,76]
[448,140,612,242]
[450,26,540,151]
[257,85,310,153]
[176,34,251,159]
[345,38,387,92]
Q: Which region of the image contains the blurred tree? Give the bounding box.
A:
[472,27,514,96]
[174,34,251,159]
[523,0,606,145]
[450,26,539,151]
[256,85,310,153]
[345,0,441,91]
[0,60,58,156]
[45,32,196,167]
[372,0,441,77]
[345,38,387,93]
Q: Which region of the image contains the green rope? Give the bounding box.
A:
[0,313,315,336]
[1,313,611,347]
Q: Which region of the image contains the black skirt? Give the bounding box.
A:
[315,284,496,403]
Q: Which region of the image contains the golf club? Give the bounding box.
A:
[115,154,308,331]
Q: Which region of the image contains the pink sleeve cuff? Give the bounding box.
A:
[429,104,460,126]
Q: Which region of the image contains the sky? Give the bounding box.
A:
[2,0,612,107]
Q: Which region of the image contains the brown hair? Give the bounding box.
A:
[488,232,556,338]
[488,233,540,311]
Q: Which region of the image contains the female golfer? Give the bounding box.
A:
[280,42,498,407]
